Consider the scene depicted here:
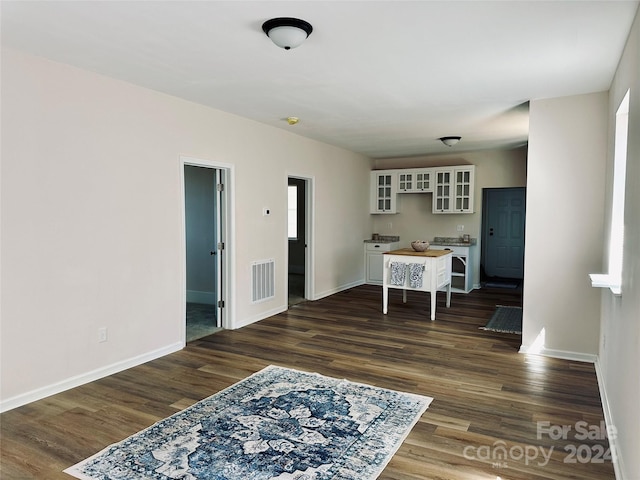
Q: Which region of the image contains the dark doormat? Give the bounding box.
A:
[484,280,520,289]
[480,305,522,334]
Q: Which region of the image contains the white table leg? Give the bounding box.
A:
[446,283,451,308]
[402,289,407,303]
[430,289,436,321]
[383,285,388,314]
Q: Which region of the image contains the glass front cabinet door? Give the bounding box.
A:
[397,172,413,192]
[454,167,474,212]
[433,169,453,213]
[370,171,397,214]
[415,170,432,192]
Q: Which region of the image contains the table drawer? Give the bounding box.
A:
[429,245,470,256]
[366,242,397,252]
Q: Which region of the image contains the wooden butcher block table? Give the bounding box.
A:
[382,248,452,320]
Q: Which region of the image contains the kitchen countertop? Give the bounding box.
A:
[364,235,400,243]
[384,248,452,257]
[430,236,477,246]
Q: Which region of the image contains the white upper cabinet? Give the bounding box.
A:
[453,167,475,213]
[397,168,433,193]
[397,171,414,192]
[433,166,475,214]
[433,169,453,213]
[370,171,397,214]
[370,166,474,214]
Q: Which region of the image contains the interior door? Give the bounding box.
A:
[287,177,306,305]
[482,187,526,279]
[184,165,223,340]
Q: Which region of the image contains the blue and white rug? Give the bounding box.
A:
[65,365,433,480]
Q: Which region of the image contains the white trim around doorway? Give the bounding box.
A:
[286,173,315,302]
[180,156,236,341]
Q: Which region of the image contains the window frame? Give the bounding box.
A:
[288,184,298,240]
[590,89,629,296]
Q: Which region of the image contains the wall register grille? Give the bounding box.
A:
[251,259,275,303]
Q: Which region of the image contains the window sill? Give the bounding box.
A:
[589,274,622,296]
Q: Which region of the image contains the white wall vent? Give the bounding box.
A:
[251,259,275,303]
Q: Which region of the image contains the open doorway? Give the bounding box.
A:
[288,176,312,306]
[183,163,228,341]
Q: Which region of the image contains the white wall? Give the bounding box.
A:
[0,48,372,410]
[597,7,640,480]
[372,147,528,287]
[523,92,608,359]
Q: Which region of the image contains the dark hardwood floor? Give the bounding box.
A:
[0,284,614,479]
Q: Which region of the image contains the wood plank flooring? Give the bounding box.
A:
[0,285,614,479]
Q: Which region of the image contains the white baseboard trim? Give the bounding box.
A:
[232,305,288,330]
[519,345,597,364]
[0,342,184,413]
[594,357,624,480]
[230,280,365,329]
[186,290,216,305]
[314,279,365,301]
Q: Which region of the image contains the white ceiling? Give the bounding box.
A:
[1,1,638,158]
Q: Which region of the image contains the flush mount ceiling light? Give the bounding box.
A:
[439,136,462,147]
[262,17,313,50]
[286,116,299,125]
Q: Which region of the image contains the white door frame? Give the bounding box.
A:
[286,174,314,302]
[180,156,235,342]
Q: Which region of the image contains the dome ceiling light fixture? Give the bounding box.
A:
[262,17,313,50]
[286,116,299,125]
[439,136,462,147]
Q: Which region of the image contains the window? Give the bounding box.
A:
[591,89,629,295]
[288,185,298,239]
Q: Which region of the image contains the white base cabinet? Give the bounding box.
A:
[428,244,476,293]
[365,242,400,284]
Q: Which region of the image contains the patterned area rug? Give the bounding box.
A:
[480,305,523,334]
[65,365,432,480]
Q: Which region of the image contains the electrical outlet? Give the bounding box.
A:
[387,222,393,230]
[98,327,108,343]
[457,224,464,232]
